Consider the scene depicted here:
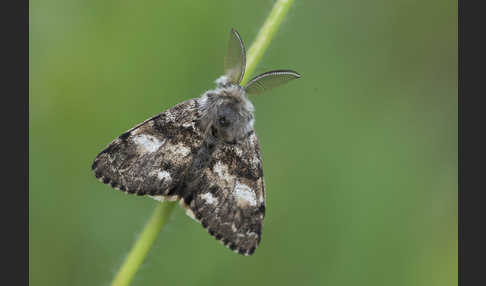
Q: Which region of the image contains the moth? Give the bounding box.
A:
[92,29,300,256]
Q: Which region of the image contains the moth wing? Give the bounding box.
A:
[91,99,204,198]
[224,28,246,85]
[244,70,301,95]
[185,131,265,256]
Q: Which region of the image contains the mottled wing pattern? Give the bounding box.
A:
[91,99,204,197]
[92,99,266,256]
[185,131,265,256]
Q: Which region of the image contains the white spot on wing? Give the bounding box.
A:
[234,181,257,207]
[157,170,171,182]
[148,195,178,202]
[167,142,191,157]
[149,170,172,184]
[133,134,164,153]
[175,144,191,156]
[233,145,243,156]
[182,121,194,128]
[214,162,232,180]
[201,192,218,205]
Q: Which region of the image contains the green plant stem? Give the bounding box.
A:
[241,0,295,85]
[109,1,295,285]
[110,202,176,286]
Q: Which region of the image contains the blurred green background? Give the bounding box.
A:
[29,0,457,285]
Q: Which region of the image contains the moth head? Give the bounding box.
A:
[200,28,302,144]
[201,89,254,144]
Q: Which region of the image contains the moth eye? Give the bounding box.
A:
[218,116,230,127]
